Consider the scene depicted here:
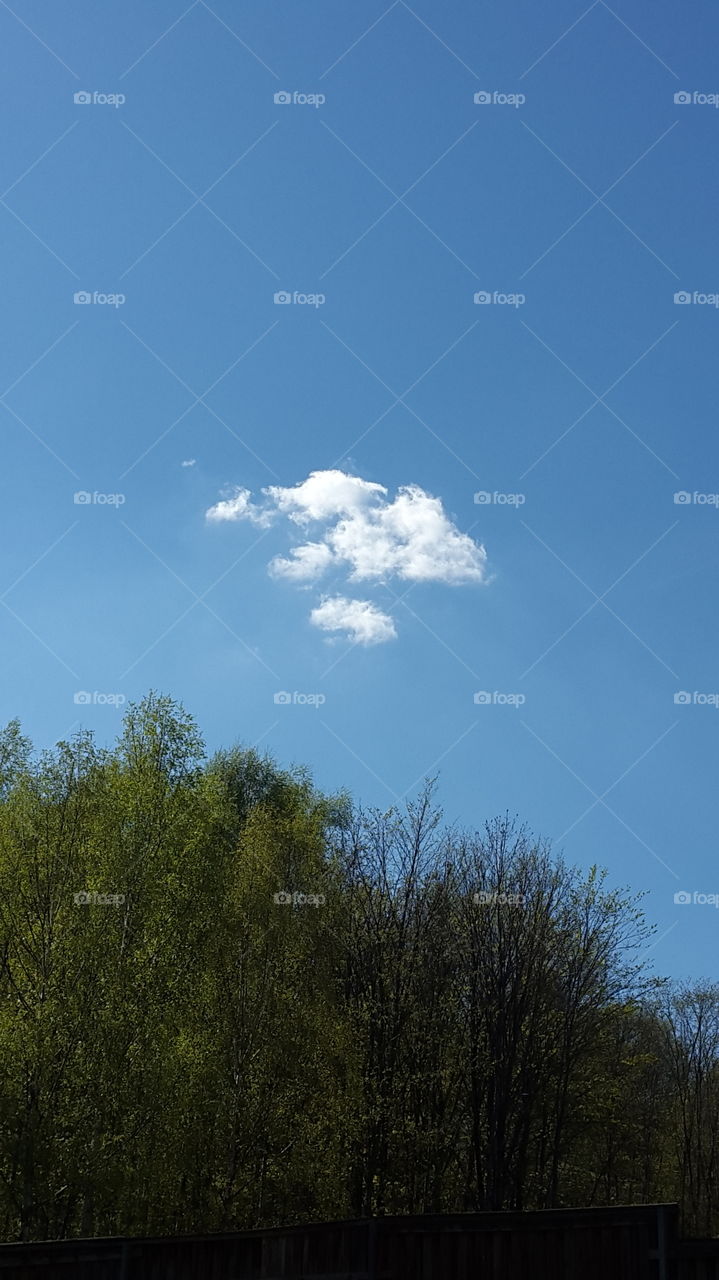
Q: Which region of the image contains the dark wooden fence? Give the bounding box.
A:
[0,1204,717,1279]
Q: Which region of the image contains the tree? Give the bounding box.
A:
[660,983,719,1235]
[0,697,710,1239]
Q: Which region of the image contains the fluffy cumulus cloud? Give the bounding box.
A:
[205,486,273,527]
[270,541,335,582]
[205,470,488,644]
[310,596,397,645]
[265,470,386,524]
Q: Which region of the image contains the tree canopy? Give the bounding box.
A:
[0,694,715,1241]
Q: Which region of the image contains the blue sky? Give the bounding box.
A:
[1,0,718,979]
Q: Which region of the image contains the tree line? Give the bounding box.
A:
[0,694,716,1241]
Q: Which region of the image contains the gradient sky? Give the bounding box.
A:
[1,0,718,980]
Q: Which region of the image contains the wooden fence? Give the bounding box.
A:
[0,1203,717,1278]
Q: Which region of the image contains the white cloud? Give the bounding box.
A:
[265,469,386,524]
[205,470,488,644]
[310,596,397,645]
[330,484,486,584]
[263,473,487,586]
[205,486,273,527]
[270,541,335,581]
[181,459,196,467]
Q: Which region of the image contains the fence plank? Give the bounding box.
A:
[0,1204,717,1279]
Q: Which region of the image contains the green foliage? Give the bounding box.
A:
[0,695,716,1240]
